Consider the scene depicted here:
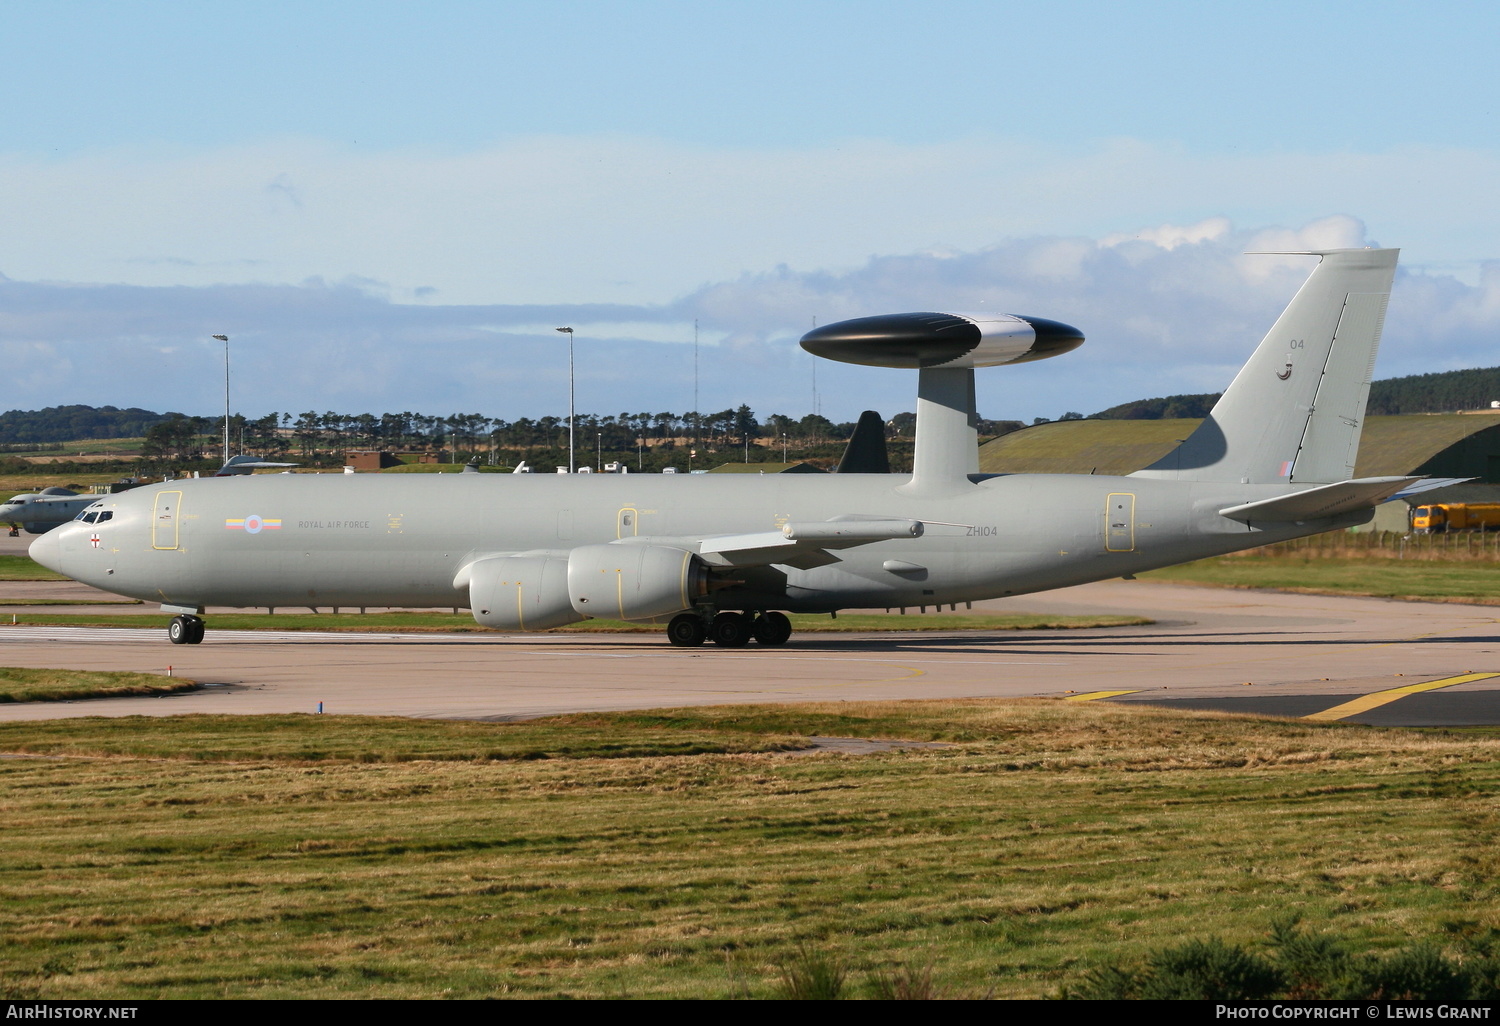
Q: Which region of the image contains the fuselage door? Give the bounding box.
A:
[1105,492,1135,552]
[617,507,638,539]
[152,490,183,550]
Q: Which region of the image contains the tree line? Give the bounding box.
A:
[0,404,880,459]
[0,404,176,444]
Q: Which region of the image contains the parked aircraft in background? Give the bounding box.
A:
[5,454,297,534]
[212,454,299,476]
[33,249,1427,648]
[2,487,97,535]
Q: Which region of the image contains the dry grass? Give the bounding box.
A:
[1,700,1497,998]
[1145,555,1500,604]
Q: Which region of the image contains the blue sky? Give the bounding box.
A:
[3,1,1499,424]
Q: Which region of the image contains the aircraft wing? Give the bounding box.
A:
[1219,477,1422,523]
[695,518,924,569]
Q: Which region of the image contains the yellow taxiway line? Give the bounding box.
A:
[1303,672,1500,722]
[1063,690,1142,702]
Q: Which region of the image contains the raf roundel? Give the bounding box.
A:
[225,514,282,535]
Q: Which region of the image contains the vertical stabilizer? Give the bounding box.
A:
[1131,249,1398,485]
[836,411,892,474]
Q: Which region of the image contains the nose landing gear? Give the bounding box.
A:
[168,614,205,645]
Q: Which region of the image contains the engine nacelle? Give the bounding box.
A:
[566,543,707,621]
[467,555,587,631]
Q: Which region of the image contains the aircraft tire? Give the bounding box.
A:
[752,611,792,646]
[709,612,752,648]
[186,616,205,645]
[168,615,191,645]
[666,613,706,647]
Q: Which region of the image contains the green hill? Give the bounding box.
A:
[1092,366,1500,420]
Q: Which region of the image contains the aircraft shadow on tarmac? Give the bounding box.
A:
[382,627,1500,652]
[642,628,1500,653]
[151,622,1500,652]
[235,629,1483,656]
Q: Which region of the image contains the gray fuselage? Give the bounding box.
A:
[31,471,1357,616]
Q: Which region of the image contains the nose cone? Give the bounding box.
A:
[28,529,64,576]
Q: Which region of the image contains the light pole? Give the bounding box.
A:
[212,335,230,465]
[555,327,574,473]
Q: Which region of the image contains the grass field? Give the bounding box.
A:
[1145,555,1500,603]
[0,555,67,582]
[0,472,130,493]
[0,667,197,703]
[1,700,1497,998]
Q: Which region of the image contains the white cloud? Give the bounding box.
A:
[3,217,1498,426]
[1100,217,1232,252]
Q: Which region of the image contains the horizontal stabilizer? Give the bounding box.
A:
[1388,477,1473,501]
[1219,477,1420,523]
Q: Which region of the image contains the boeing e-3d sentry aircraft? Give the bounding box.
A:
[32,249,1423,648]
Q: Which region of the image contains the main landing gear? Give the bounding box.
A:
[666,611,792,648]
[168,614,205,645]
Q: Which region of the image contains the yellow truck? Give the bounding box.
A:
[1411,503,1500,532]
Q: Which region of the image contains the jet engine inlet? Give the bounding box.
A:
[468,555,586,631]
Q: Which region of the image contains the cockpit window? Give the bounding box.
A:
[75,503,108,524]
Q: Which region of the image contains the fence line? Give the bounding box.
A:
[1239,530,1500,561]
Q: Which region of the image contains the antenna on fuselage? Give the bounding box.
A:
[799,312,1083,495]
